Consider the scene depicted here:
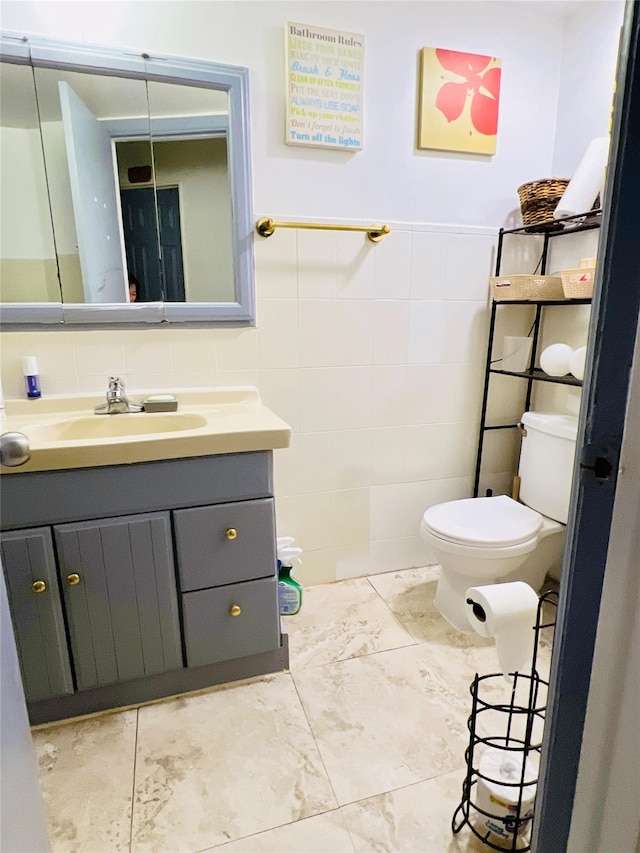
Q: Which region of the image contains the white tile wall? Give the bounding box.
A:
[3,220,558,585]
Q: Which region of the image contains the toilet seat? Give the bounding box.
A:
[422,495,543,548]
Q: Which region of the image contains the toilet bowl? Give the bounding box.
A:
[421,495,564,631]
[419,411,578,632]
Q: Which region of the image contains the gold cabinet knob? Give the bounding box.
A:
[230,604,242,617]
[225,528,238,541]
[31,580,46,594]
[66,573,81,586]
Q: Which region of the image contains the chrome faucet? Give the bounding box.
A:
[94,377,144,415]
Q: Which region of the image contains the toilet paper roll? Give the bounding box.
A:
[553,137,610,219]
[465,582,539,680]
[476,747,537,839]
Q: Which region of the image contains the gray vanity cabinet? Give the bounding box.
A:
[53,512,182,691]
[0,529,74,703]
[1,451,288,724]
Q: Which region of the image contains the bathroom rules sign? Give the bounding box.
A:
[285,22,364,150]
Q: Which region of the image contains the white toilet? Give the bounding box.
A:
[420,412,579,631]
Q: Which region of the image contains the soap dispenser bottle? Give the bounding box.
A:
[276,536,303,616]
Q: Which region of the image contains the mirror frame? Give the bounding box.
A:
[0,31,256,328]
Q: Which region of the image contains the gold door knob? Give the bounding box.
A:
[225,528,238,541]
[31,580,46,594]
[66,573,81,586]
[230,604,242,617]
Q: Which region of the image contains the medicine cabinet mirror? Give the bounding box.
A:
[0,32,255,326]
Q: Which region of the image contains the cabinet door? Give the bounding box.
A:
[0,528,74,702]
[54,512,182,691]
[174,498,276,591]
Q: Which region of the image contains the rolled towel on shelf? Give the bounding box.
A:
[554,137,610,219]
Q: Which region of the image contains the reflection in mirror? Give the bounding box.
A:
[145,80,234,303]
[32,65,154,304]
[0,62,60,303]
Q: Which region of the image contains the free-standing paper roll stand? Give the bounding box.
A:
[452,590,558,851]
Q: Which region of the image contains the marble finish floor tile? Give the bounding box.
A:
[284,576,416,669]
[341,768,496,852]
[292,645,471,806]
[33,709,137,853]
[130,673,338,852]
[369,566,554,683]
[210,809,355,851]
[367,566,495,650]
[31,566,555,853]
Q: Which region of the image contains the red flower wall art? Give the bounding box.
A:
[418,47,502,155]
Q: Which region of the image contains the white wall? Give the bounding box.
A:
[0,0,623,585]
[2,0,567,227]
[552,0,625,177]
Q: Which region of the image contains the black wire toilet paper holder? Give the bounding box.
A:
[452,589,558,851]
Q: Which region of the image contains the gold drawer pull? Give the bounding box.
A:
[230,604,242,617]
[66,573,81,586]
[32,580,46,594]
[225,528,238,541]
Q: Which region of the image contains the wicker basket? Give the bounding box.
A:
[517,178,570,227]
[559,268,595,298]
[490,274,564,301]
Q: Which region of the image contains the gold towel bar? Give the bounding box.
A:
[256,217,391,243]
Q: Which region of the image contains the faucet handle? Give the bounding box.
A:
[108,376,125,395]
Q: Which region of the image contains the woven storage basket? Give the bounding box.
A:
[517,178,570,227]
[560,268,595,298]
[490,274,564,301]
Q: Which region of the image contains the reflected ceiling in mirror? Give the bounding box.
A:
[0,33,255,327]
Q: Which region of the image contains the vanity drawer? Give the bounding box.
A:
[173,498,276,591]
[182,577,280,667]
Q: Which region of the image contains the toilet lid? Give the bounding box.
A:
[423,495,543,547]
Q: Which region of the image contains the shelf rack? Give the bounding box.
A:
[473,211,601,498]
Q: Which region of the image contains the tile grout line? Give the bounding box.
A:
[287,670,344,815]
[364,572,423,647]
[128,707,140,852]
[192,804,356,853]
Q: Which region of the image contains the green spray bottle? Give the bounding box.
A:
[277,536,303,615]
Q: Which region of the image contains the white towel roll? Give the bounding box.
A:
[554,137,610,219]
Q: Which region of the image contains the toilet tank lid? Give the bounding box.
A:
[423,495,543,547]
[522,411,579,440]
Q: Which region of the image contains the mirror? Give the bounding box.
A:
[0,33,255,326]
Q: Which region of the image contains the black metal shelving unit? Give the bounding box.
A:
[473,210,601,498]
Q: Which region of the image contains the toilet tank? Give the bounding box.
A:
[518,412,579,523]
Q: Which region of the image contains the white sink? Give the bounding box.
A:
[27,412,208,443]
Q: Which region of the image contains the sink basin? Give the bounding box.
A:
[27,412,208,442]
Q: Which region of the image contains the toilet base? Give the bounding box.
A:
[434,528,566,632]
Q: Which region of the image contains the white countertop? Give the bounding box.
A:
[1,386,292,474]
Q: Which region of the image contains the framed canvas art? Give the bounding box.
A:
[418,47,502,155]
[285,22,364,150]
